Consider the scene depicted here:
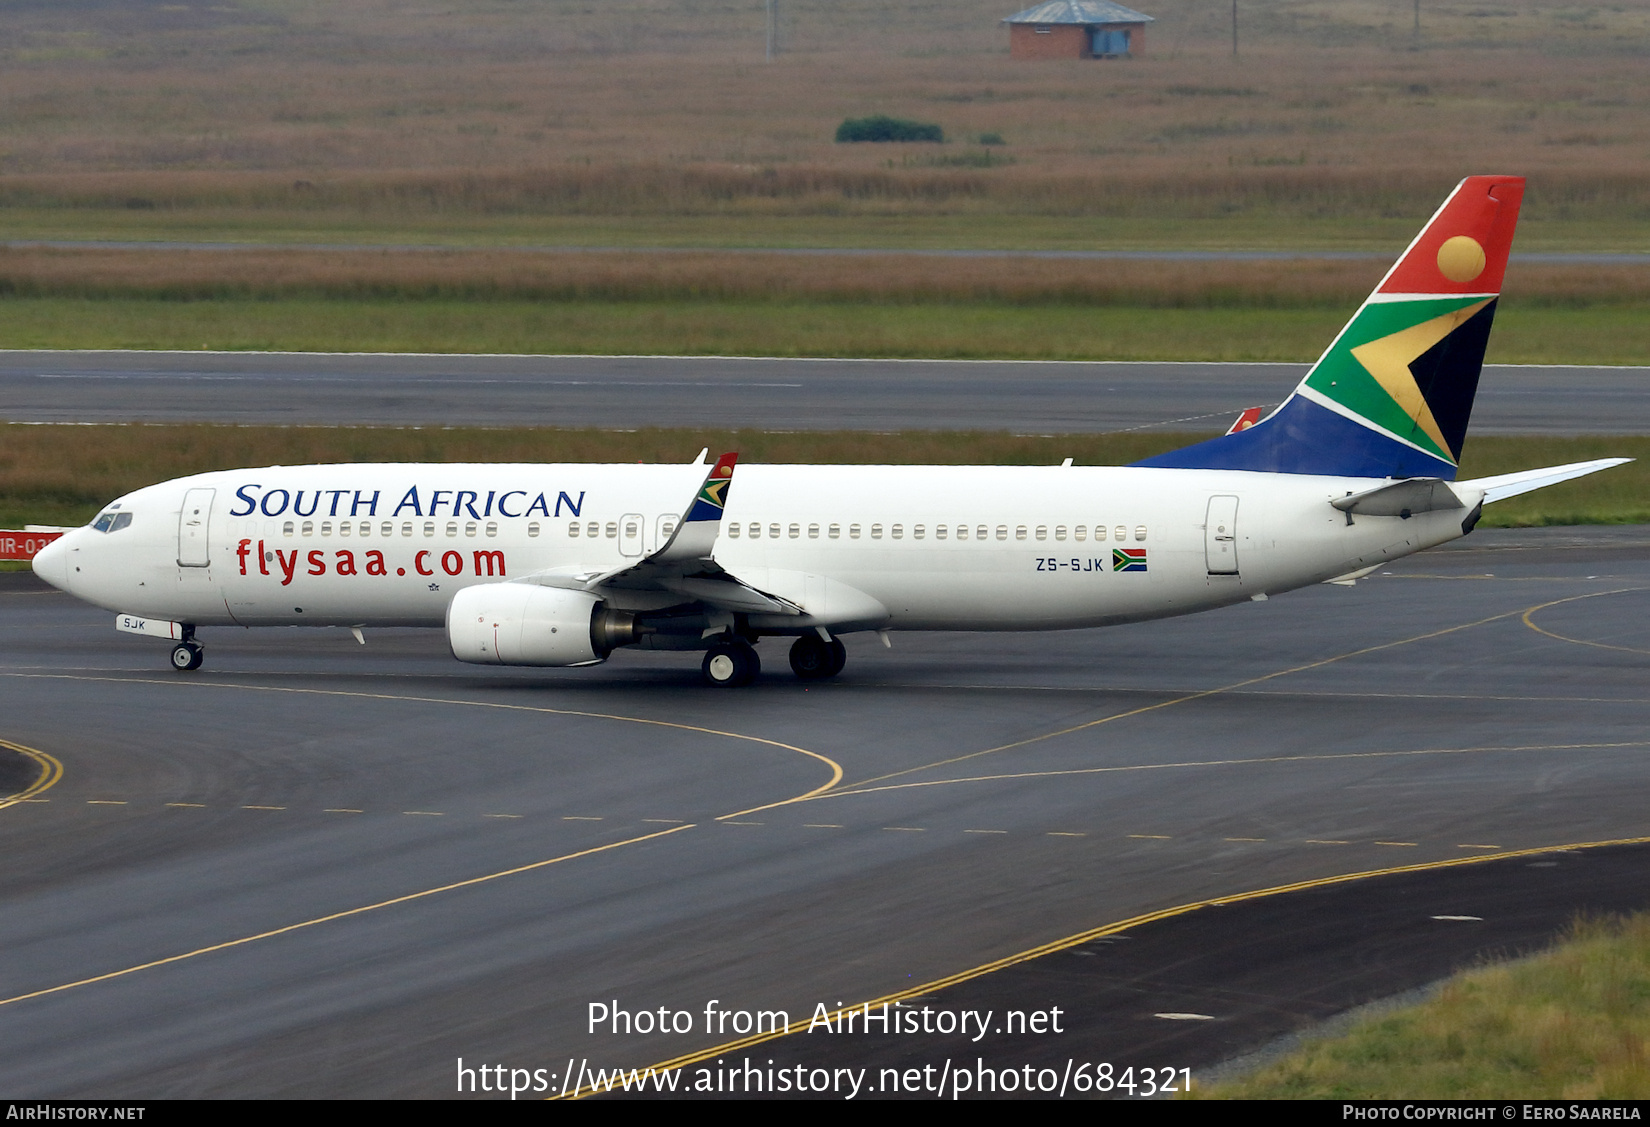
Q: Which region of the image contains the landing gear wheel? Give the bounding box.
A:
[702,640,759,687]
[170,641,204,671]
[789,634,846,680]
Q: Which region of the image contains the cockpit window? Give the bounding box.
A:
[90,511,134,533]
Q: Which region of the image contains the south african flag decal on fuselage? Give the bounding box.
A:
[1113,548,1148,572]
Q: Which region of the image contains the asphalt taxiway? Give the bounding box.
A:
[1,525,1646,1096]
[2,351,1647,434]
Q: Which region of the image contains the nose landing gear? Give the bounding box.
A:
[170,626,203,671]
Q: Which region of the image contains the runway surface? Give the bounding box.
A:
[2,524,1647,1097]
[3,351,1647,434]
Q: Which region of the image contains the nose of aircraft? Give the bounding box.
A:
[31,533,70,591]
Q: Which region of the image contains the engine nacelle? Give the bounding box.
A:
[447,583,634,666]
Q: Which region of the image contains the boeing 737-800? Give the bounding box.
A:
[30,176,1628,685]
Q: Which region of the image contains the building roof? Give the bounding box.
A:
[1002,1,1153,25]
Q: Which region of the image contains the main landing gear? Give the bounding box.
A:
[788,634,846,681]
[170,627,203,672]
[700,634,848,687]
[702,639,760,687]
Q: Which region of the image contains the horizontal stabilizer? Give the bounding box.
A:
[1458,458,1632,504]
[1332,477,1464,517]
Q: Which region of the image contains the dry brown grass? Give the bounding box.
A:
[1,1,1647,225]
[2,245,1644,307]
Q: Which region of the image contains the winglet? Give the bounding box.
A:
[1226,406,1264,435]
[654,452,738,563]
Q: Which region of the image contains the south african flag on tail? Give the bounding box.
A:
[1136,176,1524,481]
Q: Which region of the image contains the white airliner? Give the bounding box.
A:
[31,176,1628,685]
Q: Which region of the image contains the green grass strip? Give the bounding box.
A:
[1200,913,1650,1099]
[0,298,1644,364]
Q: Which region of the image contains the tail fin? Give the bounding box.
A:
[1137,175,1525,480]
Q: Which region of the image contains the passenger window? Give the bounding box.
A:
[891,524,903,540]
[605,522,617,539]
[748,522,760,539]
[112,512,134,532]
[321,522,333,536]
[568,521,581,537]
[913,525,924,540]
[1073,526,1085,542]
[808,524,820,539]
[727,523,740,538]
[1054,526,1066,541]
[401,522,413,537]
[359,521,371,536]
[586,522,598,538]
[424,522,435,537]
[1016,526,1028,541]
[465,522,477,538]
[528,522,541,537]
[978,526,989,540]
[788,523,800,539]
[935,525,947,540]
[447,522,459,538]
[957,526,968,541]
[1036,526,1048,541]
[486,522,498,537]
[870,524,882,539]
[1114,525,1126,541]
[339,522,351,537]
[302,521,314,536]
[996,526,1008,541]
[624,520,638,537]
[850,524,861,539]
[768,523,780,539]
[381,522,392,537]
[282,520,294,536]
[829,524,841,539]
[1095,525,1106,541]
[1135,526,1148,541]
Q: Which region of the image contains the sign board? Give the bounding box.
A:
[0,530,66,562]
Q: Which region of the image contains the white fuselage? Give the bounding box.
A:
[35,462,1476,637]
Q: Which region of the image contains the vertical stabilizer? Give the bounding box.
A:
[1137,176,1525,479]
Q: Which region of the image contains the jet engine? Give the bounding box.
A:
[447,583,640,666]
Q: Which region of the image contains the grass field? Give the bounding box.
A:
[0,297,1643,364]
[3,424,1642,532]
[1,247,1643,361]
[1199,913,1650,1099]
[3,1,1649,252]
[4,2,1645,360]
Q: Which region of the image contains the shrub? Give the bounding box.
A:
[835,115,943,143]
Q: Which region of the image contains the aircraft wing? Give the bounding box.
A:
[520,452,803,616]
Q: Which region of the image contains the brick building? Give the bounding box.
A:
[1003,0,1152,60]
